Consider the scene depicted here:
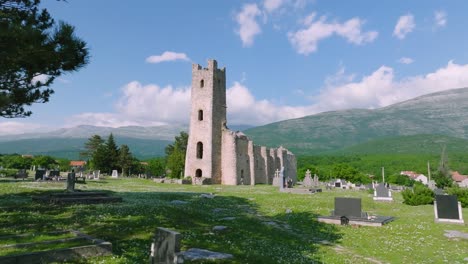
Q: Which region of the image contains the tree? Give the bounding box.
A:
[91,144,109,173]
[0,0,89,118]
[147,157,166,177]
[435,145,453,188]
[166,147,184,178]
[80,135,104,160]
[1,154,32,169]
[32,155,57,169]
[165,131,188,156]
[165,131,188,178]
[118,144,133,176]
[106,133,119,172]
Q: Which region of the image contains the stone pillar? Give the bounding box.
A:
[67,170,76,192]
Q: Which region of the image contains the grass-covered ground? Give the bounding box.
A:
[0,178,467,263]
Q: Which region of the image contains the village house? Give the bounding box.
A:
[451,171,468,188]
[400,171,428,185]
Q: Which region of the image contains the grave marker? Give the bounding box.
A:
[313,174,319,187]
[434,195,464,224]
[318,197,394,227]
[333,197,364,218]
[303,170,312,187]
[149,227,181,264]
[373,184,393,201]
[111,170,118,178]
[35,169,45,180]
[67,170,76,192]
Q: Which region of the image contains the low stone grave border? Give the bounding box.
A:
[0,230,112,264]
[32,191,122,204]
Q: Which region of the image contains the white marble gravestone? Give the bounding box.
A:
[111,170,118,178]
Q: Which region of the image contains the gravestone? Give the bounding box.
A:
[35,169,46,180]
[67,171,76,192]
[279,167,285,191]
[427,180,436,190]
[149,227,181,264]
[318,197,394,226]
[93,170,100,180]
[313,174,319,187]
[333,197,364,218]
[303,170,312,187]
[50,170,60,177]
[373,184,393,201]
[434,195,464,224]
[111,170,118,178]
[15,169,28,179]
[334,180,342,188]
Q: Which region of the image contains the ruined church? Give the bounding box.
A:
[184,60,296,185]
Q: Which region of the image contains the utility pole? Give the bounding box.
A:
[382,167,385,183]
[427,161,431,182]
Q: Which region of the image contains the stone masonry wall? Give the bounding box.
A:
[185,60,296,185]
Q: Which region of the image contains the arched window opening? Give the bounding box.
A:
[200,79,204,88]
[196,142,203,159]
[195,169,202,178]
[198,110,203,121]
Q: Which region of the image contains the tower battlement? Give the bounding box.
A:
[192,59,226,73]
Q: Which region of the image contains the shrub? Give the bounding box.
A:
[402,182,434,206]
[447,186,468,208]
[0,169,18,177]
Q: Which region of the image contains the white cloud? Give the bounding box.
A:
[288,13,378,55]
[393,14,415,39]
[65,61,468,128]
[434,11,447,28]
[226,82,307,124]
[263,0,285,13]
[235,3,262,47]
[398,57,414,64]
[0,122,53,135]
[145,51,190,64]
[311,61,468,112]
[67,81,191,128]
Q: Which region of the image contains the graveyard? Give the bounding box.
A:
[0,177,467,263]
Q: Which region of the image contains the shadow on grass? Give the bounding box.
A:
[0,188,342,263]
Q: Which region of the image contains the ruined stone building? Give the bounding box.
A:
[184,60,296,185]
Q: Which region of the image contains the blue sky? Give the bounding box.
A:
[2,0,468,134]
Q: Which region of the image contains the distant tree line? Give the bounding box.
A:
[81,133,143,176]
[297,148,468,186]
[80,131,187,178]
[0,154,70,171]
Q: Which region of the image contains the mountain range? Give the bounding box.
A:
[244,87,468,155]
[2,88,468,159]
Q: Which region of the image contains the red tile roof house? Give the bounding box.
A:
[70,161,87,168]
[400,171,428,185]
[451,171,468,187]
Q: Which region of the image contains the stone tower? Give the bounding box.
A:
[184,60,226,183]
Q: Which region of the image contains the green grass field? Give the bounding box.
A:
[0,178,466,263]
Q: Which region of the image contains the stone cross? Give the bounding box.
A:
[274,169,280,178]
[305,169,311,178]
[313,174,319,186]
